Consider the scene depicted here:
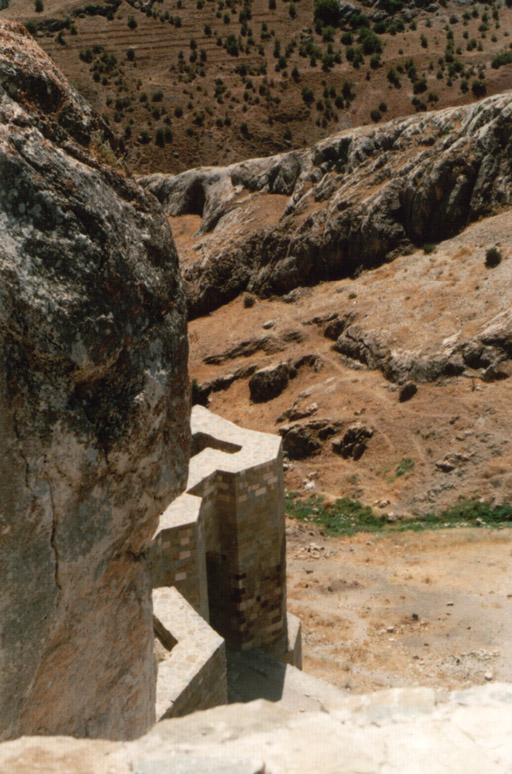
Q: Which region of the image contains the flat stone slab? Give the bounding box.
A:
[135,756,265,774]
[3,684,512,773]
[227,647,347,713]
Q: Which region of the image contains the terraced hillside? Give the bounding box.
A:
[2,0,512,173]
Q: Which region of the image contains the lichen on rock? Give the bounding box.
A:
[0,20,189,741]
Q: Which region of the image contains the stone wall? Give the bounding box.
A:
[153,588,227,719]
[151,494,208,620]
[150,406,299,665]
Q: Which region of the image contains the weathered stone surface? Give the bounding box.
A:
[2,684,512,773]
[134,757,266,774]
[203,335,284,365]
[332,424,374,460]
[323,312,357,341]
[0,21,189,741]
[249,362,290,403]
[280,419,342,459]
[331,307,512,384]
[140,92,512,318]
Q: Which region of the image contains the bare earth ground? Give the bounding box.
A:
[286,520,512,694]
[186,208,512,513]
[183,203,512,693]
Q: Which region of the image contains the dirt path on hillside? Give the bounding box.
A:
[286,521,512,694]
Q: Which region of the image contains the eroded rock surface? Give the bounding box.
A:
[249,362,290,403]
[2,684,512,773]
[0,21,189,741]
[140,92,512,318]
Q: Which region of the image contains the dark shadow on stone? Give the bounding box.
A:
[226,648,286,704]
[191,432,242,457]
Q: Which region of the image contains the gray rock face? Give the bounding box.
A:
[332,424,374,460]
[0,22,189,741]
[249,362,290,403]
[140,92,512,318]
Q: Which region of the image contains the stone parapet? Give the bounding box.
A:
[153,587,227,720]
[151,494,208,620]
[151,406,298,663]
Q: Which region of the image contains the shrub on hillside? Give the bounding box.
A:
[314,0,340,28]
[226,34,239,56]
[491,49,512,68]
[387,67,401,87]
[485,246,502,268]
[471,78,486,97]
[302,85,314,104]
[359,28,382,55]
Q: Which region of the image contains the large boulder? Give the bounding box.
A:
[249,362,290,402]
[0,22,189,741]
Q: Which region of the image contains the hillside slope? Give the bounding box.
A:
[141,91,512,317]
[151,93,512,515]
[2,0,512,173]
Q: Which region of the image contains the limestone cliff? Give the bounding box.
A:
[140,91,512,318]
[0,21,189,740]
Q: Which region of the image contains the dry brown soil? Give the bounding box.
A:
[183,201,512,694]
[286,519,512,694]
[187,208,512,514]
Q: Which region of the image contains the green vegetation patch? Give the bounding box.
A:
[491,49,512,69]
[285,492,512,536]
[394,456,415,478]
[286,493,381,535]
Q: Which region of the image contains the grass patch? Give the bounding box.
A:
[285,492,512,536]
[384,456,415,483]
[394,456,415,478]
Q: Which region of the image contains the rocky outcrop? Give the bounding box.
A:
[2,683,512,772]
[0,21,189,741]
[332,308,512,384]
[140,92,512,318]
[280,419,342,459]
[249,362,290,403]
[332,423,374,460]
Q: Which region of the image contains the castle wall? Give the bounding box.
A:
[151,494,208,620]
[152,406,292,660]
[150,405,300,719]
[153,588,227,720]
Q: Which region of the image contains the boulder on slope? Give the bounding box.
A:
[249,362,290,402]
